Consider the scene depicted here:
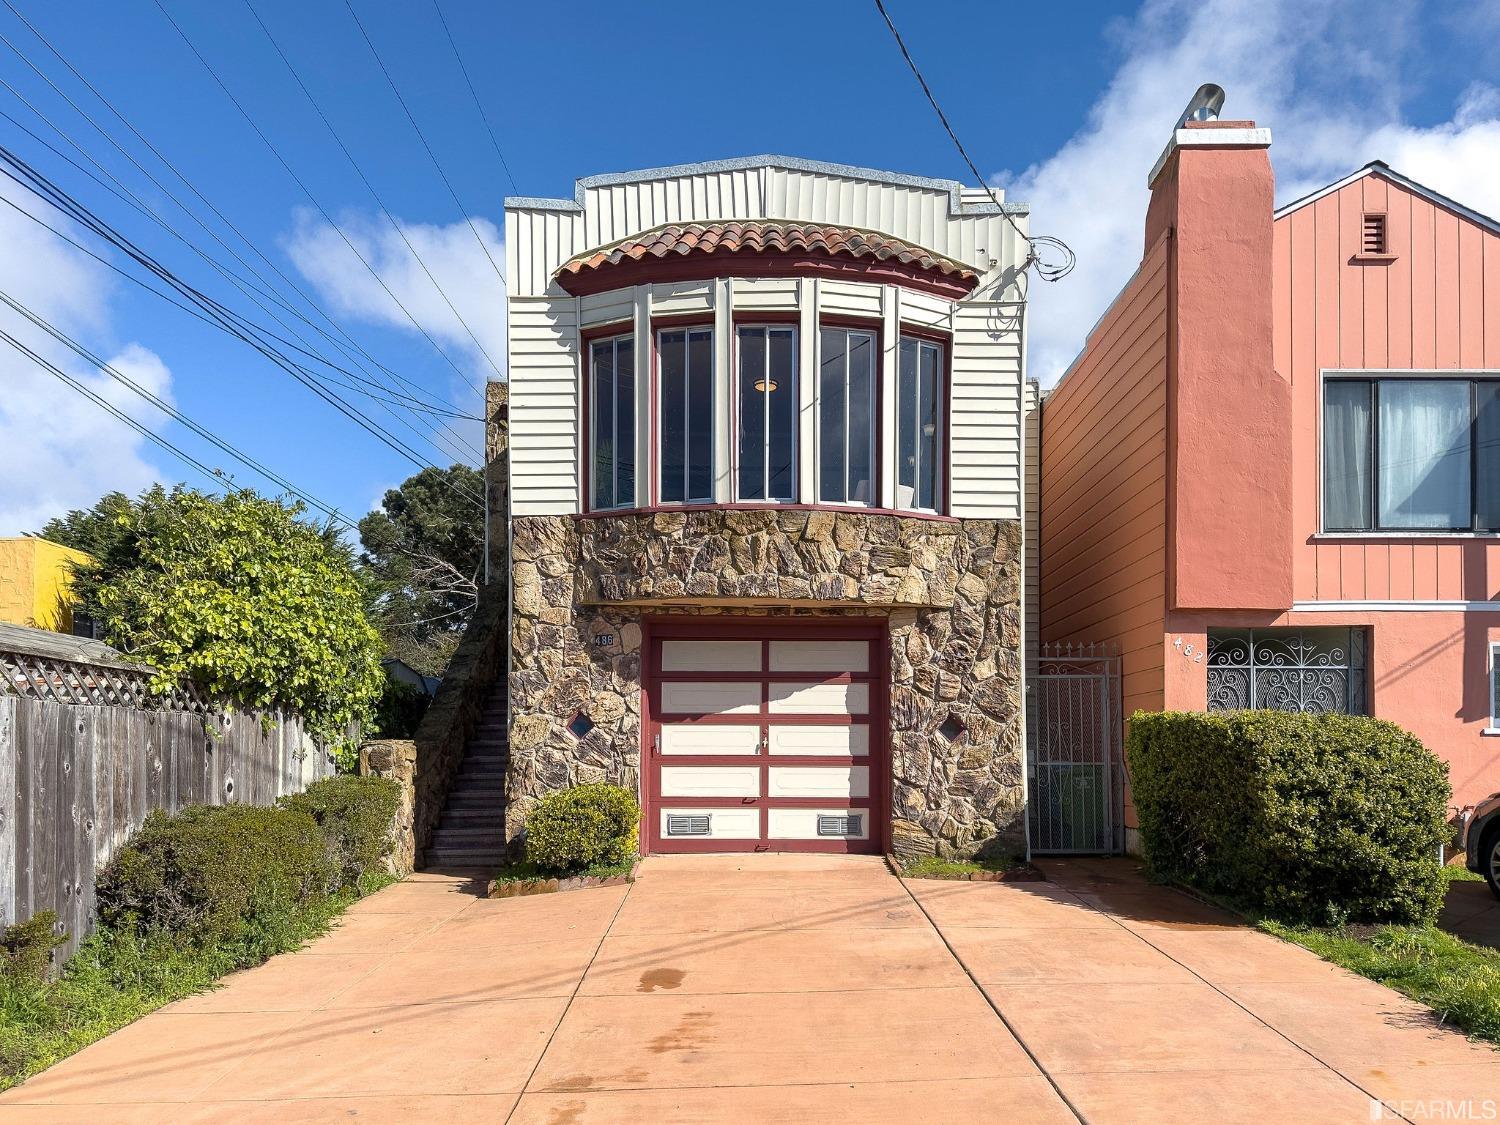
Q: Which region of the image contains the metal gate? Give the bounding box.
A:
[1026,643,1123,855]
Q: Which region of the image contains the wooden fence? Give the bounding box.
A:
[0,623,333,960]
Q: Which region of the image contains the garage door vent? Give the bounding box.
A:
[666,814,712,837]
[817,814,861,837]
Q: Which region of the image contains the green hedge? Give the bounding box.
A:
[281,775,400,892]
[97,776,399,946]
[524,784,639,875]
[1127,710,1450,924]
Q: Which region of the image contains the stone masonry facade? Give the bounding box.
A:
[509,508,1024,860]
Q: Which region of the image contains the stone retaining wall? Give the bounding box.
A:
[509,508,1024,861]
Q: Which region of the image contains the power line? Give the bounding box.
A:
[341,1,510,294]
[0,143,485,508]
[872,0,1075,283]
[232,0,507,385]
[431,0,519,195]
[0,324,231,494]
[0,0,483,436]
[0,285,350,522]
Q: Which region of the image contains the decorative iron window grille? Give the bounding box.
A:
[1207,627,1368,715]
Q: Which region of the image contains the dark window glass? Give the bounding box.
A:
[589,335,633,510]
[1322,379,1372,530]
[897,337,942,511]
[736,325,796,502]
[1323,377,1498,532]
[658,327,714,504]
[819,328,876,504]
[1480,383,1499,531]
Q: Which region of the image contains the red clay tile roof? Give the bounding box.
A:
[556,221,979,288]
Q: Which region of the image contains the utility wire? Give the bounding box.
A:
[872,0,1075,282]
[431,0,519,195]
[0,144,485,507]
[341,1,510,294]
[0,0,483,429]
[0,285,350,522]
[0,91,475,422]
[234,0,506,384]
[0,325,231,493]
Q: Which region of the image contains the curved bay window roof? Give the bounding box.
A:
[555,221,980,298]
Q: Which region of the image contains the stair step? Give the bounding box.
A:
[447,783,504,798]
[425,850,507,867]
[440,812,506,827]
[432,830,505,846]
[457,771,507,785]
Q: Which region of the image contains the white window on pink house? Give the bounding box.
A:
[1491,642,1500,732]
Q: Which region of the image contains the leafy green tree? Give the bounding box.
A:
[50,485,384,744]
[358,464,484,676]
[39,491,138,620]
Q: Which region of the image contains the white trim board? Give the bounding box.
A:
[1291,601,1500,613]
[1275,162,1500,236]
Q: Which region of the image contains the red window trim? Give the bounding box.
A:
[570,501,960,524]
[894,329,953,516]
[579,326,635,515]
[816,319,884,510]
[732,319,801,504]
[651,319,715,507]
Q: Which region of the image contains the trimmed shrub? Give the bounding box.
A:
[280,775,401,891]
[96,804,336,945]
[1128,710,1451,924]
[524,784,640,875]
[1,912,66,983]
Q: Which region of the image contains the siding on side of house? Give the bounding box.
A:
[1276,173,1500,603]
[1024,379,1041,672]
[508,297,579,516]
[1040,236,1171,719]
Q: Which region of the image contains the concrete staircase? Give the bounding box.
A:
[424,683,508,869]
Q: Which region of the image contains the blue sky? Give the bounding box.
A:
[1,0,1497,535]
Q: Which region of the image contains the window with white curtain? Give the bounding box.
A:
[818,327,876,505]
[736,325,798,502]
[1323,376,1499,532]
[588,333,634,511]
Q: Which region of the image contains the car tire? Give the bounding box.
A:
[1483,825,1500,900]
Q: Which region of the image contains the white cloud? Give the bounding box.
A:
[1005,0,1500,383]
[282,208,507,389]
[0,180,174,535]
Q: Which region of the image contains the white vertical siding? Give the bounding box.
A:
[507,297,578,515]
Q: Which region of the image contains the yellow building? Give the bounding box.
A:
[0,537,93,634]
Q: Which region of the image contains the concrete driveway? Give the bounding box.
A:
[4,855,1499,1123]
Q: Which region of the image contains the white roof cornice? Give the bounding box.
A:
[506,154,1029,218]
[1274,161,1500,235]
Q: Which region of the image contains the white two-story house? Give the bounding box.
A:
[501,156,1029,860]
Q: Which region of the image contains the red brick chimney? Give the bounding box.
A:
[1146,105,1293,611]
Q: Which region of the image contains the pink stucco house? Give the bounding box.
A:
[1037,90,1500,846]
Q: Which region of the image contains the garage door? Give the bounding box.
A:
[643,624,884,854]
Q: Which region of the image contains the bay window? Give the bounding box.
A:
[1323,375,1499,532]
[658,326,714,504]
[736,325,798,502]
[819,327,876,505]
[897,336,943,511]
[588,333,634,511]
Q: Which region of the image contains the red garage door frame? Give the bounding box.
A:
[639,616,891,856]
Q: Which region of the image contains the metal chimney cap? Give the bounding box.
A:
[1176,83,1226,127]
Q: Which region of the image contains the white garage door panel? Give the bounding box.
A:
[660,765,761,798]
[768,808,871,840]
[661,639,762,672]
[768,724,869,757]
[768,765,869,799]
[661,807,760,840]
[661,681,761,715]
[768,640,870,673]
[768,681,870,715]
[660,725,761,756]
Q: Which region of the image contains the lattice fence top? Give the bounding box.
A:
[0,622,212,714]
